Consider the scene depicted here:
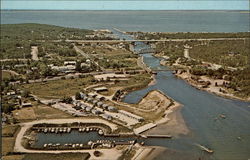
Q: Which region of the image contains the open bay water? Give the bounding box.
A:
[1,10,249,32]
[2,10,250,159]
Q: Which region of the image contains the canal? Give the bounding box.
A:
[34,31,250,160]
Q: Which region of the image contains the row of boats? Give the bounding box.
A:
[38,127,71,133]
[36,127,105,135]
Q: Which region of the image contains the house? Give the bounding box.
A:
[93,87,108,93]
[102,104,109,110]
[80,63,90,67]
[107,106,117,112]
[92,100,98,105]
[87,98,93,103]
[88,93,97,98]
[6,91,16,96]
[85,106,92,112]
[96,95,105,101]
[91,109,102,115]
[96,102,103,107]
[74,105,82,110]
[80,104,87,110]
[79,92,87,99]
[21,102,32,108]
[101,114,112,120]
[64,61,76,66]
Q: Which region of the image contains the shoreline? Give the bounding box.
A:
[175,72,250,102]
[155,53,250,102]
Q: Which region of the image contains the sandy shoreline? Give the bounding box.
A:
[176,72,250,102]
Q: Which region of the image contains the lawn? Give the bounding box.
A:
[2,137,15,156]
[2,155,25,160]
[22,153,90,160]
[2,125,20,137]
[32,104,73,119]
[12,107,37,122]
[20,76,95,99]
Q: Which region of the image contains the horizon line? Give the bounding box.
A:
[1,9,249,11]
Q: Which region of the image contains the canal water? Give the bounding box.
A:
[121,33,250,160]
[35,30,250,160]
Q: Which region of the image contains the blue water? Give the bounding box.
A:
[2,10,250,159]
[123,54,250,160]
[1,10,249,32]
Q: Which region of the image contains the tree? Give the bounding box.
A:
[2,103,15,113]
[75,61,82,72]
[75,92,81,100]
[22,90,30,98]
[62,96,73,104]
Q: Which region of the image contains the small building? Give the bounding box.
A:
[6,91,16,96]
[96,95,105,101]
[92,100,98,105]
[85,106,92,112]
[80,63,90,67]
[96,102,103,107]
[101,114,112,120]
[107,106,117,112]
[87,98,93,103]
[102,104,109,110]
[79,92,87,99]
[93,87,108,93]
[83,97,88,101]
[80,104,87,110]
[91,109,102,115]
[88,93,97,98]
[64,61,76,66]
[21,102,32,108]
[74,105,82,110]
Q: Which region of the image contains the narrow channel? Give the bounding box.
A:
[34,30,250,160]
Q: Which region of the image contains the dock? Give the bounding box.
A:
[143,135,172,138]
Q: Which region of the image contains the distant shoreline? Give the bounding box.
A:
[1,9,249,12]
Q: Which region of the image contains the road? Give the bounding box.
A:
[65,37,249,43]
[14,118,122,160]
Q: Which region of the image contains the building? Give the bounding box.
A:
[64,61,76,66]
[21,102,32,108]
[79,92,87,99]
[107,106,118,112]
[102,104,109,110]
[85,106,92,112]
[93,87,108,93]
[96,102,103,107]
[91,109,102,115]
[101,114,112,120]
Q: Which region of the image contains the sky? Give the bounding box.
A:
[1,0,249,10]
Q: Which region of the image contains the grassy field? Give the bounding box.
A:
[32,104,73,119]
[2,155,25,160]
[112,73,152,92]
[134,32,249,40]
[20,76,95,99]
[22,153,90,160]
[190,40,249,68]
[12,107,37,121]
[2,124,21,157]
[0,23,92,59]
[12,104,73,122]
[2,137,16,155]
[2,71,13,79]
[2,125,20,137]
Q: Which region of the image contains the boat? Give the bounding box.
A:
[195,143,214,153]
